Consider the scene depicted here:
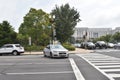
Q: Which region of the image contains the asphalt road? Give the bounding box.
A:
[0,55,75,80]
[0,53,110,80]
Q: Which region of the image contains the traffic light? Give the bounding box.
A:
[83,35,85,39]
[85,32,87,36]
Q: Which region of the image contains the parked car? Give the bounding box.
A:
[81,42,86,48]
[81,42,95,49]
[43,44,69,58]
[73,43,81,48]
[85,42,96,49]
[0,44,24,55]
[107,43,114,48]
[95,41,107,49]
[114,43,120,49]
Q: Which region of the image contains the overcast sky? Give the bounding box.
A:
[0,0,120,32]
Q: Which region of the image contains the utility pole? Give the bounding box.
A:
[28,37,31,54]
[84,31,87,49]
[49,15,56,44]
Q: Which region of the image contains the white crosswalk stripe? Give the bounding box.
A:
[95,49,120,52]
[76,53,120,80]
[95,63,120,66]
[98,65,120,68]
[108,74,120,78]
[102,69,120,72]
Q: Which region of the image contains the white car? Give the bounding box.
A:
[43,44,69,58]
[73,43,81,48]
[107,43,114,48]
[0,44,24,55]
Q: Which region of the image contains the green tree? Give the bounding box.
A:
[112,32,120,42]
[0,21,17,46]
[17,34,29,45]
[51,3,80,43]
[19,8,51,46]
[94,34,112,43]
[102,34,112,42]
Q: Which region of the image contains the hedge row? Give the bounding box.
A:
[24,43,75,51]
[24,45,45,51]
[62,43,75,51]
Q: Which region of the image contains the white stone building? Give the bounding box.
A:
[73,27,112,41]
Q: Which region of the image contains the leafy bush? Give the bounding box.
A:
[62,43,75,51]
[24,45,45,51]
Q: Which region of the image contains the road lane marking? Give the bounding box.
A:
[98,65,120,68]
[108,74,120,78]
[102,69,120,72]
[0,62,69,66]
[76,54,115,80]
[95,49,120,53]
[69,58,85,80]
[90,60,120,63]
[89,58,120,61]
[0,63,15,65]
[94,63,120,66]
[5,71,73,75]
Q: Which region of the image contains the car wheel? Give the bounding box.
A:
[105,46,107,49]
[12,51,18,56]
[43,51,47,57]
[44,54,47,57]
[17,53,21,55]
[99,46,102,49]
[50,52,53,58]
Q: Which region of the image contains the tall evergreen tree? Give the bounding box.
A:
[51,3,80,43]
[0,21,17,46]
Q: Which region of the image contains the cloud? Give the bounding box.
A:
[76,0,120,29]
[0,0,120,32]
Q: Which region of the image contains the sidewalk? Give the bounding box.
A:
[23,48,94,55]
[69,48,94,54]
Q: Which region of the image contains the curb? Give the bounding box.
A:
[22,49,94,55]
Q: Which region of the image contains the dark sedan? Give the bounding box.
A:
[95,41,107,49]
[81,42,95,49]
[86,42,96,49]
[114,43,120,49]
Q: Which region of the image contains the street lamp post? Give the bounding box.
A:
[28,37,31,54]
[33,16,39,45]
[83,31,88,49]
[49,15,56,44]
